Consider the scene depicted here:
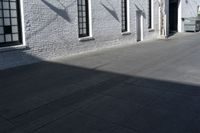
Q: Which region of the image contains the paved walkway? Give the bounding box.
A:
[1,33,200,133]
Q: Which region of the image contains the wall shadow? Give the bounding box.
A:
[26,0,76,40]
[42,0,72,23]
[0,50,200,132]
[0,47,42,70]
[135,4,146,18]
[100,2,120,22]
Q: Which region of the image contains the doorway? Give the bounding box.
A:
[136,10,143,41]
[169,0,179,33]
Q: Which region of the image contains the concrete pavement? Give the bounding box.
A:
[1,33,200,133]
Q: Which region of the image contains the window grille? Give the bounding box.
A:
[77,0,90,38]
[148,0,152,29]
[0,0,22,47]
[121,0,128,32]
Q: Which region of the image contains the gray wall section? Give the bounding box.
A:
[179,0,200,32]
[181,0,200,32]
[0,0,160,70]
[182,0,200,18]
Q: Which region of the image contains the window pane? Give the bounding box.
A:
[11,18,18,25]
[12,26,18,33]
[10,2,17,9]
[4,10,10,17]
[0,19,3,25]
[12,34,18,41]
[0,27,4,34]
[11,10,17,17]
[6,34,12,42]
[0,35,4,43]
[4,26,12,34]
[3,2,9,9]
[0,10,2,17]
[4,18,11,26]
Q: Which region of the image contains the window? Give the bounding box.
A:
[77,0,90,38]
[0,0,22,47]
[148,0,153,29]
[121,0,128,32]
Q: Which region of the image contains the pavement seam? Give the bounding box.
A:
[8,73,116,120]
[78,110,140,133]
[9,76,131,132]
[0,115,15,126]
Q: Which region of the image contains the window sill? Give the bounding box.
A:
[122,32,131,35]
[0,44,28,52]
[79,36,95,42]
[148,29,155,32]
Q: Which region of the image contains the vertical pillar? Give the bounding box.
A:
[178,0,183,32]
[158,0,167,38]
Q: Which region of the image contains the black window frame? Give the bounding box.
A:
[0,0,23,48]
[77,0,90,38]
[148,0,152,29]
[121,0,128,32]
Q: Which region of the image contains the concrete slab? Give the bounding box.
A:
[79,95,141,124]
[1,33,200,132]
[0,117,14,133]
[36,112,137,133]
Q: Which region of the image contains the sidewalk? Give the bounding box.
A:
[1,33,200,133]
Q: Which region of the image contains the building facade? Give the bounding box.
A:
[162,0,200,36]
[0,0,199,69]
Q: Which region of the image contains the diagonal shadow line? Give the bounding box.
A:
[104,0,116,11]
[57,0,76,9]
[27,0,75,40]
[26,15,58,40]
[101,3,120,22]
[135,4,146,18]
[42,0,72,23]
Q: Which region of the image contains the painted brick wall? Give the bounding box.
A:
[180,0,200,32]
[0,0,160,70]
[182,0,200,18]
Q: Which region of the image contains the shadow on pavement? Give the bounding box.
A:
[0,51,200,133]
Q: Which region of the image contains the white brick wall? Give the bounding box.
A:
[182,0,200,18]
[0,0,160,70]
[164,0,200,34]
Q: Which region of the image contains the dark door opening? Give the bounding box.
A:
[169,0,179,33]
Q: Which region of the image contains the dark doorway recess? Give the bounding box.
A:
[169,0,179,33]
